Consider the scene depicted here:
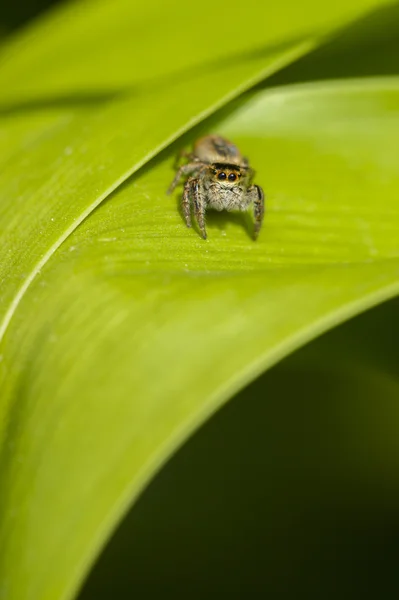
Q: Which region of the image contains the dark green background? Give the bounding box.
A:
[0,0,61,33]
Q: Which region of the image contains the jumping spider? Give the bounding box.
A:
[167,134,265,240]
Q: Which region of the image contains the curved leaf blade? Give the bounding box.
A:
[79,298,399,599]
[0,0,391,98]
[0,0,392,340]
[1,78,399,600]
[0,41,319,336]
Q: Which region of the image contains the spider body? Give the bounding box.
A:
[167,135,265,239]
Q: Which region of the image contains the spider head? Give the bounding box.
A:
[210,163,244,185]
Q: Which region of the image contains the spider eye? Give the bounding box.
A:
[218,172,227,180]
[228,173,237,181]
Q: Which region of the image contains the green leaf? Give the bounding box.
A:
[1,76,399,600]
[0,0,390,98]
[79,297,399,599]
[0,39,318,335]
[0,0,392,336]
[1,2,399,599]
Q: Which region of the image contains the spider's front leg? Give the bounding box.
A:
[247,184,265,239]
[191,178,207,240]
[182,178,193,228]
[167,162,202,195]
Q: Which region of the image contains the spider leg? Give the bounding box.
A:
[182,178,193,228]
[167,162,202,195]
[251,184,265,239]
[242,185,265,239]
[191,179,207,240]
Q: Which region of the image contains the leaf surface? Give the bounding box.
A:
[0,0,392,337]
[1,77,398,600]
